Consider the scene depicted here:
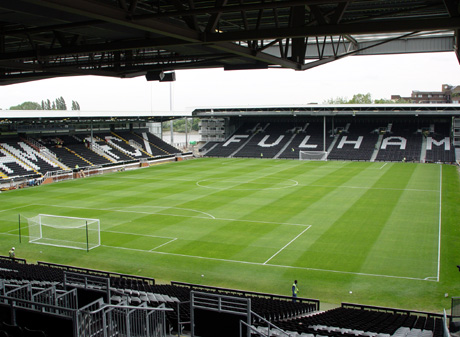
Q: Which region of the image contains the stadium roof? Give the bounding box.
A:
[1,104,459,126]
[0,0,459,85]
[0,109,190,125]
[192,104,460,117]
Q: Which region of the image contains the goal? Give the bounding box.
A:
[299,150,328,161]
[26,214,101,251]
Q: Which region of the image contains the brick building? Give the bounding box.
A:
[391,84,460,103]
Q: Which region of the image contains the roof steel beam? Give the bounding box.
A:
[21,0,201,42]
[134,0,353,20]
[202,17,460,42]
[443,0,460,17]
[18,0,302,69]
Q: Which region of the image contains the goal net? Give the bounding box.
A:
[299,151,328,161]
[26,214,101,251]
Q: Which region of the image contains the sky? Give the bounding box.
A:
[1,51,459,113]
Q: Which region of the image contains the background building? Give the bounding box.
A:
[392,84,460,103]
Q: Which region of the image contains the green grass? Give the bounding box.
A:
[1,158,459,313]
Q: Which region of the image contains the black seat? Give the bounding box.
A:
[23,327,47,337]
[2,323,23,337]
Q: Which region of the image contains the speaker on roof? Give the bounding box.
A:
[145,71,162,81]
[160,72,176,82]
[145,71,175,82]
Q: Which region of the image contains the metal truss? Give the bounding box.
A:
[0,0,459,84]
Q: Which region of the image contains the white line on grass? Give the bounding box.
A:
[122,206,216,219]
[196,178,299,190]
[124,176,437,193]
[99,244,435,282]
[104,229,176,240]
[33,204,216,220]
[118,176,193,182]
[306,184,437,193]
[98,174,436,193]
[436,165,442,282]
[149,238,177,251]
[220,158,247,165]
[103,229,178,251]
[0,232,19,237]
[0,205,30,213]
[31,204,309,228]
[263,225,311,264]
[19,193,436,282]
[213,217,309,227]
[378,163,388,170]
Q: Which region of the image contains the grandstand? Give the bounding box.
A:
[1,106,458,185]
[0,124,186,187]
[199,114,457,164]
[0,257,449,337]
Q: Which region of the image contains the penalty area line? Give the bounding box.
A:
[0,205,30,213]
[149,238,177,251]
[102,229,178,251]
[263,225,311,265]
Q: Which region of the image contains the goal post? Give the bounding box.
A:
[299,150,328,161]
[25,214,101,251]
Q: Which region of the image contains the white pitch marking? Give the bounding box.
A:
[306,184,437,193]
[215,217,309,227]
[0,232,21,236]
[96,174,436,193]
[220,158,247,165]
[263,225,311,264]
[196,178,299,190]
[31,204,309,227]
[436,165,442,282]
[149,238,177,251]
[103,229,178,251]
[33,204,216,220]
[104,229,176,240]
[378,163,388,170]
[99,244,435,282]
[123,205,216,220]
[0,205,29,213]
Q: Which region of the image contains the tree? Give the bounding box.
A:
[162,118,199,132]
[348,93,373,104]
[41,99,51,110]
[324,93,411,104]
[11,97,80,110]
[71,100,81,110]
[374,98,395,104]
[323,97,349,104]
[55,96,67,110]
[10,101,42,110]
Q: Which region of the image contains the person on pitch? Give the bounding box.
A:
[292,280,299,302]
[8,247,15,260]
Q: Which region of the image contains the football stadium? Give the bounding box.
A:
[1,1,460,337]
[0,105,459,337]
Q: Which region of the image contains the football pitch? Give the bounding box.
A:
[1,158,459,312]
